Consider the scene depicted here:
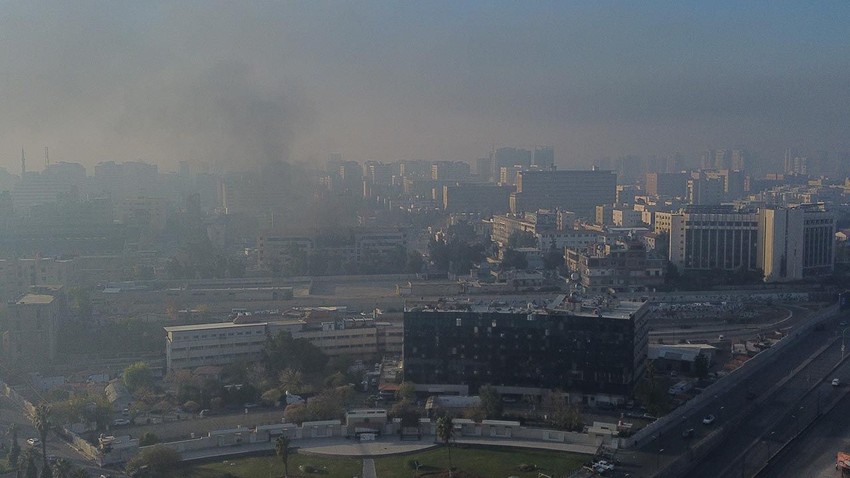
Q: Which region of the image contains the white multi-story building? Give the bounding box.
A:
[164,322,269,371]
[668,206,759,272]
[758,203,835,282]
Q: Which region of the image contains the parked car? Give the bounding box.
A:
[702,414,716,425]
[113,418,131,426]
[832,378,840,387]
[593,460,615,474]
[26,438,40,447]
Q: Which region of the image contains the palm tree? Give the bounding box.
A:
[8,422,20,467]
[436,416,455,477]
[33,404,51,474]
[51,458,73,478]
[18,447,38,478]
[275,435,291,478]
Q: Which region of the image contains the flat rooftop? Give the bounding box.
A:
[408,296,645,320]
[164,322,268,333]
[16,294,55,305]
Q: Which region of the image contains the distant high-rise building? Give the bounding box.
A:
[475,157,492,180]
[614,155,641,184]
[491,147,532,179]
[510,170,616,219]
[687,171,725,205]
[645,172,689,198]
[430,161,470,181]
[442,183,512,214]
[364,161,393,186]
[532,146,554,170]
[399,160,431,180]
[714,149,731,170]
[731,149,749,171]
[783,149,809,175]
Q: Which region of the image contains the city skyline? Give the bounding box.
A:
[1,2,850,173]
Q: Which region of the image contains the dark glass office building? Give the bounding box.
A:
[404,301,649,399]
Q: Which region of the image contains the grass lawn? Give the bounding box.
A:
[171,453,362,478]
[375,445,587,478]
[174,445,586,478]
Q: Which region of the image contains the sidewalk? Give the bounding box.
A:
[179,433,597,462]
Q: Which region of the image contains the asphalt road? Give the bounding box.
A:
[686,317,850,478]
[756,366,850,477]
[613,306,846,478]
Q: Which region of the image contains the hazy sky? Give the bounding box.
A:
[1,1,849,173]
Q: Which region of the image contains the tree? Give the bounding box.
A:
[123,362,154,392]
[542,246,564,271]
[33,404,51,475]
[549,399,583,431]
[507,230,537,249]
[8,422,20,466]
[278,368,306,395]
[275,436,291,478]
[40,464,54,478]
[635,360,669,417]
[477,385,503,419]
[500,248,528,270]
[51,458,73,478]
[125,445,180,476]
[397,382,416,403]
[263,332,328,376]
[436,416,455,476]
[19,448,38,478]
[139,432,159,446]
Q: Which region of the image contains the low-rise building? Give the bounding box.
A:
[164,316,403,371]
[565,241,666,294]
[164,322,268,371]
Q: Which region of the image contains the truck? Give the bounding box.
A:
[837,452,850,474]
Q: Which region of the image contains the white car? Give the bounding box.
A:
[702,414,716,425]
[113,418,131,426]
[26,437,40,447]
[593,460,615,473]
[832,378,840,387]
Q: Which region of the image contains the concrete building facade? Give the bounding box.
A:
[403,299,649,401]
[668,206,759,272]
[758,203,836,282]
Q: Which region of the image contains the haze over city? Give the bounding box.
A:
[2,1,850,172]
[2,3,850,478]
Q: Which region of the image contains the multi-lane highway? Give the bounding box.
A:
[611,304,846,478]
